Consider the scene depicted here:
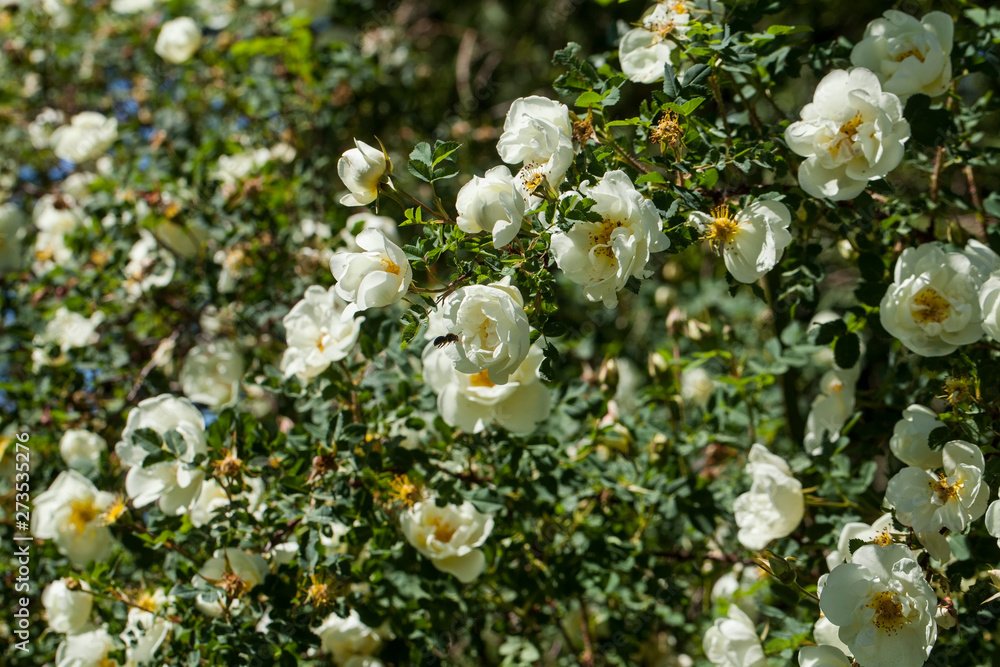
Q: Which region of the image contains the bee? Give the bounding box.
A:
[433,334,460,348]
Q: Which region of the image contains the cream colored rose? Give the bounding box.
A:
[496,96,574,201]
[179,339,245,411]
[401,500,494,582]
[702,605,766,667]
[785,68,909,200]
[55,626,120,667]
[455,165,525,248]
[619,2,691,84]
[436,276,531,385]
[732,443,804,550]
[550,170,669,308]
[32,470,115,566]
[42,578,93,634]
[50,111,118,163]
[689,200,792,284]
[338,139,387,206]
[312,610,384,665]
[850,11,953,99]
[330,228,412,315]
[889,404,944,469]
[155,17,202,64]
[280,286,363,382]
[59,429,107,473]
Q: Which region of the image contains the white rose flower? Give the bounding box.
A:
[123,229,177,300]
[115,394,207,516]
[31,470,115,566]
[401,500,495,583]
[111,0,155,12]
[797,645,852,667]
[28,107,66,150]
[702,605,767,667]
[732,443,804,550]
[803,368,858,456]
[885,439,988,534]
[50,111,118,163]
[455,165,525,248]
[984,500,1000,549]
[42,578,93,634]
[32,307,104,368]
[155,17,202,64]
[55,626,120,667]
[338,139,387,206]
[423,342,551,434]
[889,404,944,469]
[680,366,715,408]
[61,172,96,201]
[179,339,245,411]
[619,2,691,84]
[32,194,83,275]
[850,11,954,99]
[819,544,937,667]
[689,200,792,283]
[193,548,269,617]
[281,286,364,382]
[123,616,172,666]
[550,170,669,308]
[312,610,383,665]
[339,212,399,251]
[188,479,229,528]
[813,616,852,657]
[825,513,895,571]
[59,429,107,473]
[330,228,412,315]
[879,242,992,356]
[785,68,909,200]
[436,276,531,385]
[496,96,574,201]
[0,202,27,273]
[213,147,272,185]
[979,272,1000,343]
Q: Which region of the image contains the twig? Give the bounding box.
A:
[126,329,180,403]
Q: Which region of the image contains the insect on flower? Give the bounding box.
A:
[433,333,460,348]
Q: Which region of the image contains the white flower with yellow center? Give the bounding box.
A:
[423,342,551,434]
[889,404,944,469]
[825,513,895,571]
[31,470,115,566]
[436,276,531,385]
[281,285,364,382]
[619,1,692,84]
[312,610,384,665]
[850,11,953,99]
[884,439,987,535]
[689,200,792,284]
[803,367,859,456]
[732,443,804,550]
[785,68,909,200]
[819,544,936,667]
[330,228,412,316]
[550,170,669,308]
[55,626,121,667]
[401,500,495,583]
[879,241,995,357]
[496,96,574,202]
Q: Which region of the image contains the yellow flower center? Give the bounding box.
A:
[35,248,54,262]
[651,111,683,148]
[100,496,128,526]
[828,111,865,158]
[136,592,158,612]
[591,218,626,259]
[430,516,457,543]
[839,111,865,138]
[867,591,907,634]
[872,531,893,547]
[316,333,327,352]
[894,48,925,63]
[97,659,117,667]
[468,370,495,388]
[910,285,951,324]
[702,205,740,252]
[380,257,401,275]
[520,163,547,194]
[389,474,421,506]
[929,472,962,504]
[68,498,98,534]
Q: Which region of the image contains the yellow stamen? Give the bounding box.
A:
[468,370,495,388]
[910,285,951,324]
[872,531,893,547]
[430,516,457,543]
[867,591,907,633]
[894,48,925,63]
[702,205,740,252]
[68,499,98,534]
[388,474,421,506]
[929,472,962,504]
[381,258,401,275]
[100,496,128,526]
[590,218,626,259]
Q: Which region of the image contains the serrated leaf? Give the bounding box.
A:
[635,172,667,185]
[813,319,847,345]
[575,90,603,107]
[927,425,952,451]
[431,140,461,166]
[848,538,866,555]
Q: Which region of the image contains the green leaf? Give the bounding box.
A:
[766,24,812,36]
[635,172,667,185]
[927,425,952,451]
[834,332,860,369]
[431,140,461,166]
[812,319,846,345]
[575,91,603,107]
[848,538,866,555]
